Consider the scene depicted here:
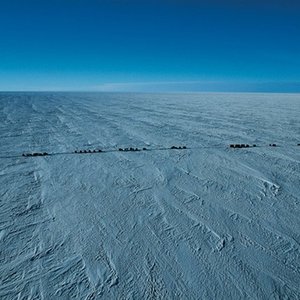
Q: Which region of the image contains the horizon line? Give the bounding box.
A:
[1,79,300,93]
[1,90,300,94]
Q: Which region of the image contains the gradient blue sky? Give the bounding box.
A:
[0,0,300,92]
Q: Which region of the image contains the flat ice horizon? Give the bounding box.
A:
[0,92,299,299]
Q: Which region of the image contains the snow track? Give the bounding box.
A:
[0,92,300,299]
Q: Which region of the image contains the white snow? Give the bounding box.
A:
[0,92,300,299]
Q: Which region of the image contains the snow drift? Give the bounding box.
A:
[0,92,299,299]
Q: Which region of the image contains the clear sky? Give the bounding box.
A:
[0,0,300,92]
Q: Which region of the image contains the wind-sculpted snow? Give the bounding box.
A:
[0,92,300,299]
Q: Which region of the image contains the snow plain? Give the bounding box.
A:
[0,92,300,299]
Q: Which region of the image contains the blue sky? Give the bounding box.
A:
[0,0,299,92]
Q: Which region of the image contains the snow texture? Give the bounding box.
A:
[0,92,300,299]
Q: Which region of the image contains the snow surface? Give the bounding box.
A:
[0,92,300,299]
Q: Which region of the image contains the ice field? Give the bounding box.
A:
[0,92,300,299]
